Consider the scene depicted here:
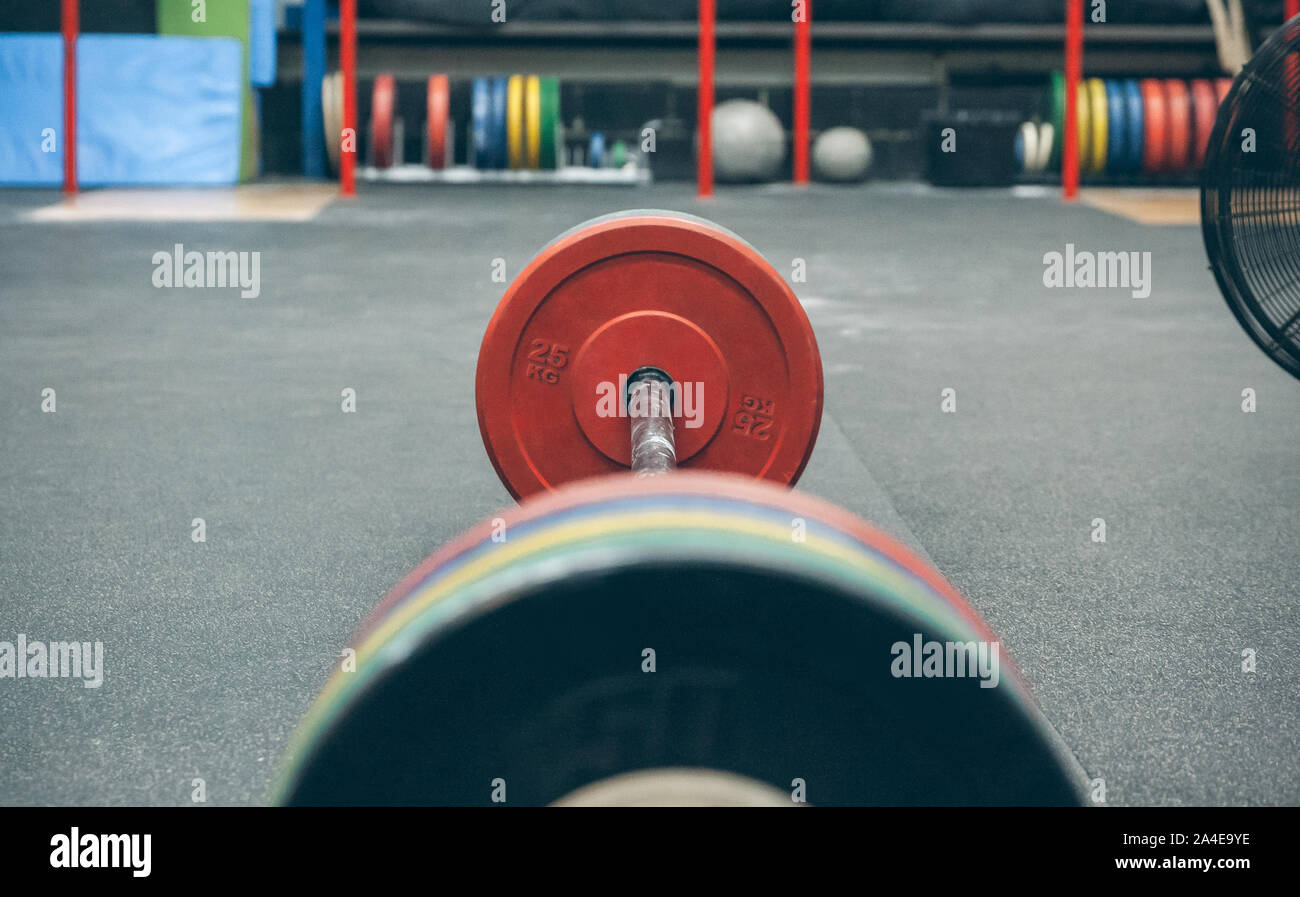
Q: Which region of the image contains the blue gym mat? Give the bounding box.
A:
[0,34,243,186]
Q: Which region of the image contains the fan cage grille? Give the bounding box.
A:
[1201,15,1300,379]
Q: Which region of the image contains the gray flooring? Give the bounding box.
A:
[0,182,1296,805]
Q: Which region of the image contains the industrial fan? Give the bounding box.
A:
[1202,15,1300,380]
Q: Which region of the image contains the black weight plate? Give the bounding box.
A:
[275,475,1086,807]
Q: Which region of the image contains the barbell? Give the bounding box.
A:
[273,211,1087,806]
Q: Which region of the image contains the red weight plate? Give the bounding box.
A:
[1216,77,1232,105]
[475,211,824,500]
[426,74,449,169]
[1190,79,1218,170]
[1163,79,1192,172]
[1140,79,1168,172]
[371,74,397,169]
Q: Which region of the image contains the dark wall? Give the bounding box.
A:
[0,1,157,33]
[1,0,1287,32]
[362,0,1285,25]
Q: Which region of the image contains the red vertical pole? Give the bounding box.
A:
[340,0,357,197]
[61,0,78,195]
[1288,1,1299,19]
[698,0,715,198]
[793,0,811,184]
[1063,0,1083,201]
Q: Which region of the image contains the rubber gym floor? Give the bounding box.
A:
[0,182,1296,806]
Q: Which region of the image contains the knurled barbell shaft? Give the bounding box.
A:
[628,372,676,477]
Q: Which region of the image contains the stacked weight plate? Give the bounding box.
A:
[1085,78,1108,172]
[272,473,1088,806]
[1016,119,1055,174]
[1140,78,1167,172]
[473,74,562,171]
[321,71,343,174]
[370,74,398,168]
[329,73,644,180]
[539,77,560,169]
[426,74,450,169]
[342,73,563,174]
[1039,72,1234,178]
